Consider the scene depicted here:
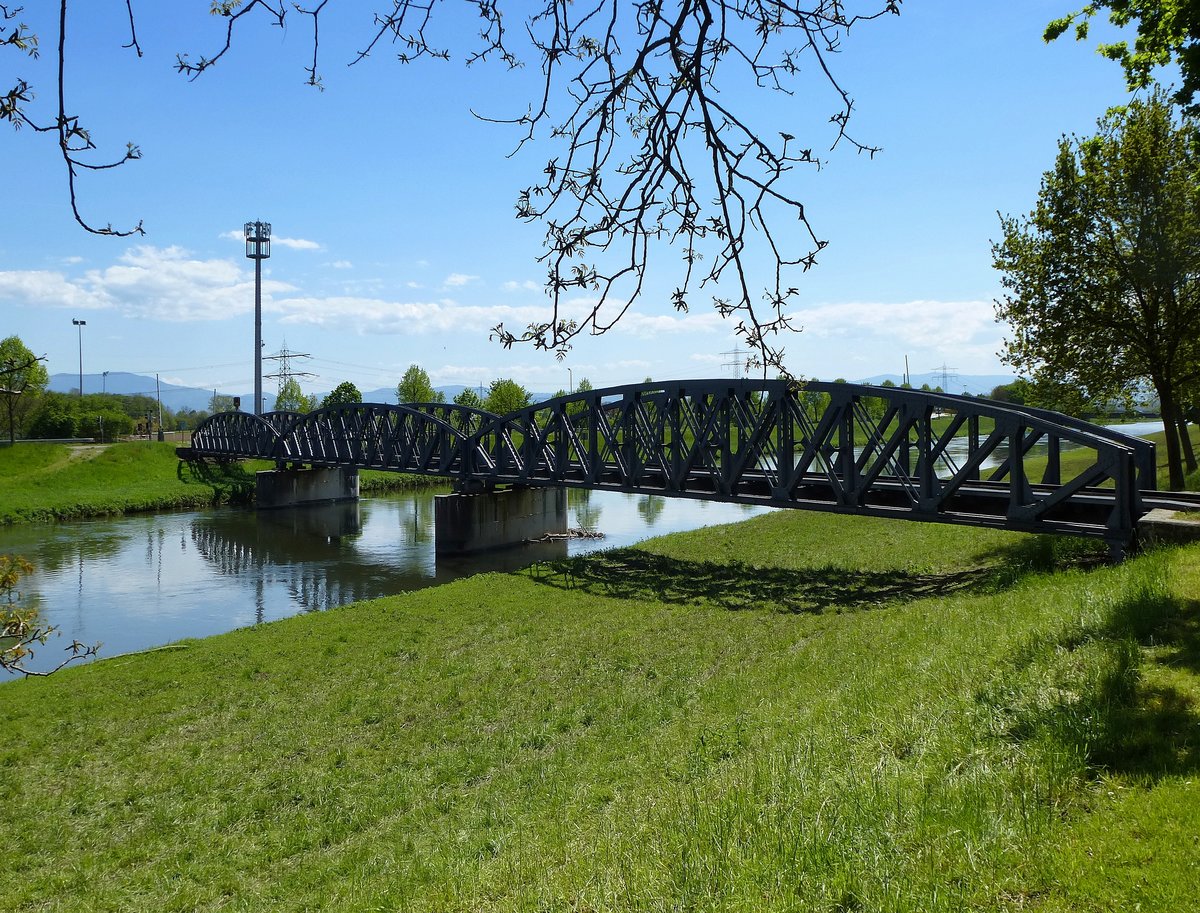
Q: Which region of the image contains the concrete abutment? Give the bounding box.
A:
[435,486,568,554]
[255,466,360,509]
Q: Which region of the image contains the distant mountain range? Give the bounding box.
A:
[854,372,1016,397]
[48,371,1019,413]
[48,374,508,413]
[48,372,241,412]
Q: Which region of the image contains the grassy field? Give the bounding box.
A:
[1016,422,1200,491]
[0,442,437,524]
[2,511,1197,911]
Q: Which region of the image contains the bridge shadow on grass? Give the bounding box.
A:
[176,458,257,504]
[523,549,996,615]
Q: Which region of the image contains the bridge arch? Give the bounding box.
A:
[190,410,280,460]
[271,403,498,477]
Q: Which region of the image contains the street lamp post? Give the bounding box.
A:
[244,221,272,416]
[72,319,86,397]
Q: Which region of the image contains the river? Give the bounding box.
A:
[1,489,769,675]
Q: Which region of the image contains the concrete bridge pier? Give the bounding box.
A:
[435,486,567,554]
[256,466,360,509]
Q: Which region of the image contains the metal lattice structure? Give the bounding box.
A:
[184,379,1165,553]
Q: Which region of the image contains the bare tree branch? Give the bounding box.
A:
[6,1,900,371]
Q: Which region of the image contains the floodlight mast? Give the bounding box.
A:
[244,221,271,415]
[72,318,86,397]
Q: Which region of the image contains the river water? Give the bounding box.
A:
[1,489,768,675]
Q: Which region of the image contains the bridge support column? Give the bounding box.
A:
[255,466,359,509]
[435,486,567,554]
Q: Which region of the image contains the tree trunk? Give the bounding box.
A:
[1159,391,1186,490]
[1180,412,1198,474]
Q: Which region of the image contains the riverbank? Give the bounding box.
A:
[3,511,1197,911]
[0,441,437,524]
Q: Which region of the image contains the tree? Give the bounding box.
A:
[1047,2,1200,112]
[396,365,438,405]
[0,336,49,444]
[1,2,900,371]
[453,387,485,411]
[209,393,235,413]
[993,90,1200,488]
[26,393,78,440]
[988,380,1030,405]
[275,377,318,414]
[484,378,532,416]
[322,381,362,408]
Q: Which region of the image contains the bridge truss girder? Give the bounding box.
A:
[185,379,1157,552]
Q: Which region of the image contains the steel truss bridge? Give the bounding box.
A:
[181,379,1190,555]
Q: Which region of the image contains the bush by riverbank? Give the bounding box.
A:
[0,441,439,524]
[2,511,1197,911]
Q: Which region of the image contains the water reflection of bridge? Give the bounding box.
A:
[187,501,567,621]
[182,379,1193,556]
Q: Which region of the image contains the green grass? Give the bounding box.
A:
[2,510,1197,911]
[0,442,437,524]
[1015,422,1200,491]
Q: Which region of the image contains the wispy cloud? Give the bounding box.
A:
[274,237,321,251]
[799,299,998,349]
[0,245,295,321]
[219,229,321,251]
[444,273,480,288]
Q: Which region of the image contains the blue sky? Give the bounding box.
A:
[0,2,1150,398]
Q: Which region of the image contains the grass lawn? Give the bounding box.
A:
[1017,422,1200,491]
[0,442,436,524]
[2,511,1197,911]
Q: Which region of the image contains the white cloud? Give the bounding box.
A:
[274,237,321,251]
[503,280,541,292]
[330,260,353,270]
[269,293,730,343]
[0,270,111,310]
[0,245,296,322]
[273,296,552,335]
[219,229,320,250]
[444,273,480,288]
[798,299,998,349]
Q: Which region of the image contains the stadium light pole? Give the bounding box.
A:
[72,318,86,397]
[244,221,271,415]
